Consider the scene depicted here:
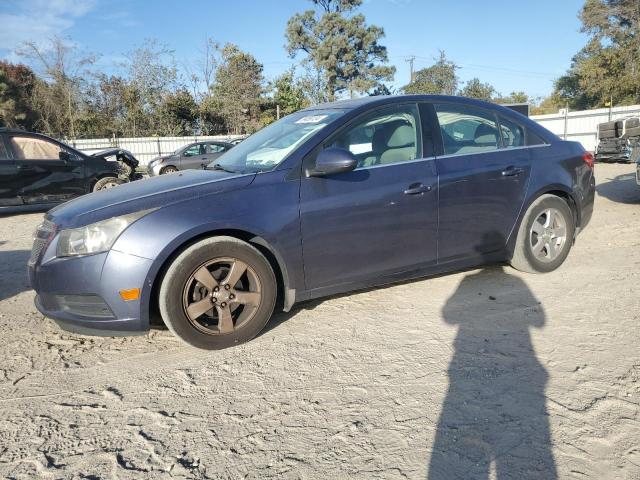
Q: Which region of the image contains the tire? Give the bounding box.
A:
[93,176,124,192]
[159,236,277,350]
[624,126,640,138]
[625,118,640,129]
[599,120,617,131]
[599,129,617,139]
[160,166,178,174]
[510,194,575,274]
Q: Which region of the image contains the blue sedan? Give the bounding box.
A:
[28,95,595,349]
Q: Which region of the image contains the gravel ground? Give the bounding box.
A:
[0,163,638,480]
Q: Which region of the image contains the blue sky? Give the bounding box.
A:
[0,0,587,98]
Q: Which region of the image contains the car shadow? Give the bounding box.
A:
[427,265,556,479]
[259,266,483,337]
[596,172,640,204]
[0,248,32,302]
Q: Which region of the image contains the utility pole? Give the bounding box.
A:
[405,56,416,83]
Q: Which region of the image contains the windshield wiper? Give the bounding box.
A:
[208,163,238,174]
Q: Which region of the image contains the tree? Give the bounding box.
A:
[157,89,198,136]
[460,78,495,100]
[554,0,640,108]
[211,44,264,134]
[0,62,38,129]
[403,51,459,95]
[286,0,395,100]
[16,36,97,137]
[496,91,531,105]
[124,39,178,135]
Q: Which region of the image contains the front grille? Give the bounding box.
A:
[29,219,56,266]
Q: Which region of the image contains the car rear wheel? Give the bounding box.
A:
[93,176,123,192]
[161,166,178,174]
[159,236,277,350]
[510,194,575,273]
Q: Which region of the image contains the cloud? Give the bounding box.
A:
[0,0,97,52]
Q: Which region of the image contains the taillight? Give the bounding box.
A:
[582,152,594,169]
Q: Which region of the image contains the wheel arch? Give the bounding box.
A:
[144,228,292,330]
[507,185,579,257]
[160,165,179,174]
[89,172,121,191]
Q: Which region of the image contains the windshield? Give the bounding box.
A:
[209,109,344,174]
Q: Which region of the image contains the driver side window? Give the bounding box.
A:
[327,104,421,168]
[183,144,203,157]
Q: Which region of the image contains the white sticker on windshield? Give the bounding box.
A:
[295,115,328,124]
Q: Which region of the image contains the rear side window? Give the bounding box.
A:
[498,116,525,148]
[0,138,8,159]
[208,143,227,153]
[434,104,501,155]
[10,136,62,160]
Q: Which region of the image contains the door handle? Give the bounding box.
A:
[404,183,432,195]
[501,166,524,177]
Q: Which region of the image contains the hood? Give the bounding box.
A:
[91,148,139,167]
[48,169,255,229]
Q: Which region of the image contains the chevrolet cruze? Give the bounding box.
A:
[28,95,595,350]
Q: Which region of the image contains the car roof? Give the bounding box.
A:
[302,94,520,115]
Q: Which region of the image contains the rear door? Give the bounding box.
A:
[179,143,207,170]
[7,134,86,204]
[206,142,230,164]
[0,134,22,206]
[433,102,531,262]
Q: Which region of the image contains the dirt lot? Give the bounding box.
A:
[0,163,638,479]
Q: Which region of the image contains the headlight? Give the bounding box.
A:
[57,209,155,257]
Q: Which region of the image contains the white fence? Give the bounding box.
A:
[65,104,640,163]
[532,104,640,152]
[67,135,245,165]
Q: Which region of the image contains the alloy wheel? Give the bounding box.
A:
[529,208,568,262]
[182,257,262,335]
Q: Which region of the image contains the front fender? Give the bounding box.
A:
[111,170,302,328]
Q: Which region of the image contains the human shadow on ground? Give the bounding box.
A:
[596,172,640,204]
[427,265,557,479]
[0,248,32,302]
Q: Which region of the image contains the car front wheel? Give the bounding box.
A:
[510,194,575,273]
[93,176,124,192]
[159,237,277,349]
[160,166,178,174]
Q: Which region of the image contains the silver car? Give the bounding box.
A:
[147,141,234,176]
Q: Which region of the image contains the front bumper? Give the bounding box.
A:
[146,162,163,177]
[29,247,154,336]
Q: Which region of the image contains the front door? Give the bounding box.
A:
[300,103,438,291]
[180,143,208,170]
[433,102,532,261]
[0,135,22,206]
[7,134,85,204]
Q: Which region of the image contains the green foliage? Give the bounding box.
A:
[495,91,530,105]
[0,62,38,129]
[460,78,496,101]
[210,44,265,134]
[403,51,459,95]
[286,0,395,100]
[554,0,640,108]
[157,89,198,136]
[261,69,310,126]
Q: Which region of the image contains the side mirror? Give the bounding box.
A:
[308,147,358,177]
[59,150,71,163]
